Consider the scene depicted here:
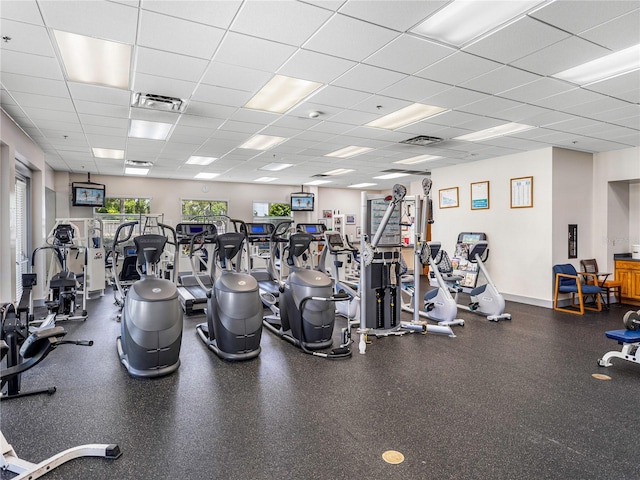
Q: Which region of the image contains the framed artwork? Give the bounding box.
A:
[471,181,490,210]
[322,209,333,218]
[510,176,533,208]
[346,214,356,225]
[439,187,459,209]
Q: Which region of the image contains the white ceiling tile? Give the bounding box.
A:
[0,19,55,56]
[10,91,75,111]
[85,134,127,149]
[364,35,454,75]
[79,114,130,129]
[68,83,131,105]
[306,85,370,109]
[500,78,575,103]
[132,72,197,99]
[464,16,570,64]
[492,104,551,123]
[512,36,610,76]
[579,9,640,50]
[326,109,380,126]
[303,13,399,62]
[562,96,631,117]
[138,9,225,59]
[0,1,44,25]
[337,1,447,31]
[422,87,489,110]
[178,114,226,130]
[141,0,242,29]
[0,50,64,80]
[584,70,640,104]
[231,1,332,46]
[278,50,356,84]
[332,64,406,94]
[214,32,297,72]
[75,99,129,117]
[136,47,209,83]
[184,101,237,119]
[192,84,252,108]
[0,73,69,98]
[529,0,639,34]
[39,0,138,44]
[459,97,522,117]
[416,51,502,85]
[200,62,272,92]
[460,66,540,95]
[380,76,450,102]
[351,95,410,115]
[533,88,606,111]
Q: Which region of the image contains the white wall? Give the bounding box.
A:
[425,148,554,305]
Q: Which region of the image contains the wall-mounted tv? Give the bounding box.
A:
[72,182,106,207]
[290,192,315,212]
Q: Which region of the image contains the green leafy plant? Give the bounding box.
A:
[269,203,291,217]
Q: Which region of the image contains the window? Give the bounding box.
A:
[96,197,150,215]
[181,199,228,222]
[15,173,29,302]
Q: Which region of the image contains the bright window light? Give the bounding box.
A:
[454,123,535,142]
[553,44,640,85]
[325,146,373,158]
[348,183,377,188]
[305,180,332,185]
[128,120,173,140]
[374,173,410,180]
[366,103,448,130]
[187,156,217,165]
[323,168,355,176]
[254,177,278,182]
[411,1,544,47]
[54,30,131,89]
[92,148,124,159]
[194,173,219,180]
[125,167,149,176]
[239,135,288,150]
[394,154,441,165]
[245,75,323,114]
[260,163,294,171]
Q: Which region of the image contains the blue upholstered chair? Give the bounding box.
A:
[553,264,602,315]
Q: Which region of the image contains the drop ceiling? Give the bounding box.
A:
[1,0,638,190]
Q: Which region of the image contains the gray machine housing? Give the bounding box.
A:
[116,233,182,378]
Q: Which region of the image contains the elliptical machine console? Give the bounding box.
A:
[114,222,183,378]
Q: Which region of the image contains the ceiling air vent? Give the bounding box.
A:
[131,93,187,113]
[125,159,154,167]
[399,135,443,146]
[381,168,430,175]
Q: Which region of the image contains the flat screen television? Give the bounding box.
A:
[290,192,314,212]
[72,182,106,207]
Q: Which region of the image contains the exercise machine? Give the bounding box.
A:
[262,229,352,359]
[319,231,360,321]
[598,309,640,367]
[195,225,264,361]
[114,222,183,378]
[174,223,217,315]
[445,233,511,322]
[259,220,294,320]
[398,178,456,337]
[0,336,120,478]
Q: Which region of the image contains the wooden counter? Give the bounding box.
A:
[615,258,640,306]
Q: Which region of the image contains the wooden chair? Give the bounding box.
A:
[553,264,602,315]
[580,259,622,307]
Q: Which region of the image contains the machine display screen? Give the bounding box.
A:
[305,225,317,233]
[327,234,344,247]
[251,225,265,233]
[460,233,485,244]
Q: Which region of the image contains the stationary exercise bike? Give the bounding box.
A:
[194,223,264,361]
[263,231,351,359]
[114,222,183,378]
[422,242,465,328]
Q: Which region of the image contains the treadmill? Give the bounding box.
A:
[174,223,217,315]
[243,223,279,294]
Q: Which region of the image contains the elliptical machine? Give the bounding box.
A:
[114,222,183,378]
[263,230,351,359]
[194,222,264,361]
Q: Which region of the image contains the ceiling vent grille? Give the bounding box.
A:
[131,93,187,113]
[399,135,443,146]
[382,168,430,175]
[125,159,154,167]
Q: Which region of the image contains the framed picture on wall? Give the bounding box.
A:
[346,214,356,225]
[471,181,490,210]
[322,210,333,218]
[510,176,533,208]
[439,187,459,209]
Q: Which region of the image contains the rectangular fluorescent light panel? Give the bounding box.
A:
[125,167,149,176]
[187,156,217,165]
[128,120,173,140]
[454,123,535,142]
[366,103,448,130]
[245,75,323,114]
[260,163,294,172]
[553,44,640,85]
[394,154,441,165]
[323,168,355,176]
[348,183,377,188]
[325,146,373,158]
[54,30,131,89]
[194,172,219,180]
[239,135,287,150]
[254,177,278,182]
[374,173,410,180]
[305,180,332,185]
[412,1,543,47]
[92,148,124,159]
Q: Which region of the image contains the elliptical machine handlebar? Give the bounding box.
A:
[272,220,294,243]
[297,294,353,359]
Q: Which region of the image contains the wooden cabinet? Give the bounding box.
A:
[615,260,640,306]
